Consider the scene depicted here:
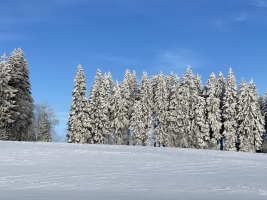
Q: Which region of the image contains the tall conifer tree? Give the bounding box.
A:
[101,72,114,144]
[192,95,209,149]
[110,81,130,145]
[217,71,226,149]
[88,69,107,144]
[152,72,169,147]
[67,65,90,143]
[7,48,34,141]
[130,71,153,146]
[180,66,203,148]
[236,79,265,152]
[203,73,222,149]
[167,72,181,147]
[115,70,137,145]
[262,92,267,132]
[0,54,17,140]
[222,68,238,151]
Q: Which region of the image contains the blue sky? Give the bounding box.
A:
[1,0,267,141]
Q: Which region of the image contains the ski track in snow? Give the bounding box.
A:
[0,141,267,200]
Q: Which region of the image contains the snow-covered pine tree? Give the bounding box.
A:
[130,99,146,146]
[236,79,250,151]
[130,71,153,146]
[7,48,35,141]
[203,72,222,150]
[222,68,238,151]
[179,66,203,148]
[194,74,203,95]
[257,92,267,153]
[126,70,140,145]
[129,70,139,101]
[258,95,264,112]
[67,65,90,143]
[102,72,114,144]
[168,72,178,91]
[262,92,267,132]
[110,80,130,145]
[166,71,178,102]
[217,71,226,149]
[167,72,180,147]
[88,69,108,144]
[218,72,227,103]
[236,79,265,152]
[115,70,137,145]
[152,72,169,147]
[0,54,17,140]
[170,77,190,148]
[37,118,51,142]
[192,95,209,149]
[89,69,113,144]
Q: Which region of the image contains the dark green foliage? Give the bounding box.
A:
[0,48,35,141]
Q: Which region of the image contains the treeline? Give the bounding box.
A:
[67,65,267,153]
[0,49,58,142]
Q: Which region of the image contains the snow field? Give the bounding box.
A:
[0,141,267,200]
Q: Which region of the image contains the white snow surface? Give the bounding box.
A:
[0,141,267,200]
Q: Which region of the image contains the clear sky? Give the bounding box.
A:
[1,0,267,141]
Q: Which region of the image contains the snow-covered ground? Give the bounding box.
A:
[0,141,267,200]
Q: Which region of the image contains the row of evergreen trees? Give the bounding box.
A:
[0,49,56,141]
[67,65,267,152]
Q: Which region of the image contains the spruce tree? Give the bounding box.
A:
[167,72,180,147]
[217,71,226,149]
[130,71,153,146]
[173,77,190,148]
[0,54,17,140]
[129,70,139,101]
[110,81,130,145]
[258,95,264,112]
[67,65,90,143]
[87,69,106,144]
[102,72,114,144]
[37,119,51,142]
[7,48,34,141]
[222,68,238,151]
[130,99,146,146]
[203,72,222,149]
[192,95,209,149]
[152,72,169,147]
[115,70,137,145]
[88,70,114,145]
[180,66,203,148]
[262,92,267,132]
[236,79,265,152]
[218,72,227,103]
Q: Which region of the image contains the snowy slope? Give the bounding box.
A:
[0,141,267,200]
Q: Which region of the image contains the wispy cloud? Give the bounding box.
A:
[233,14,247,22]
[155,48,204,70]
[213,13,247,31]
[252,0,267,8]
[91,48,204,73]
